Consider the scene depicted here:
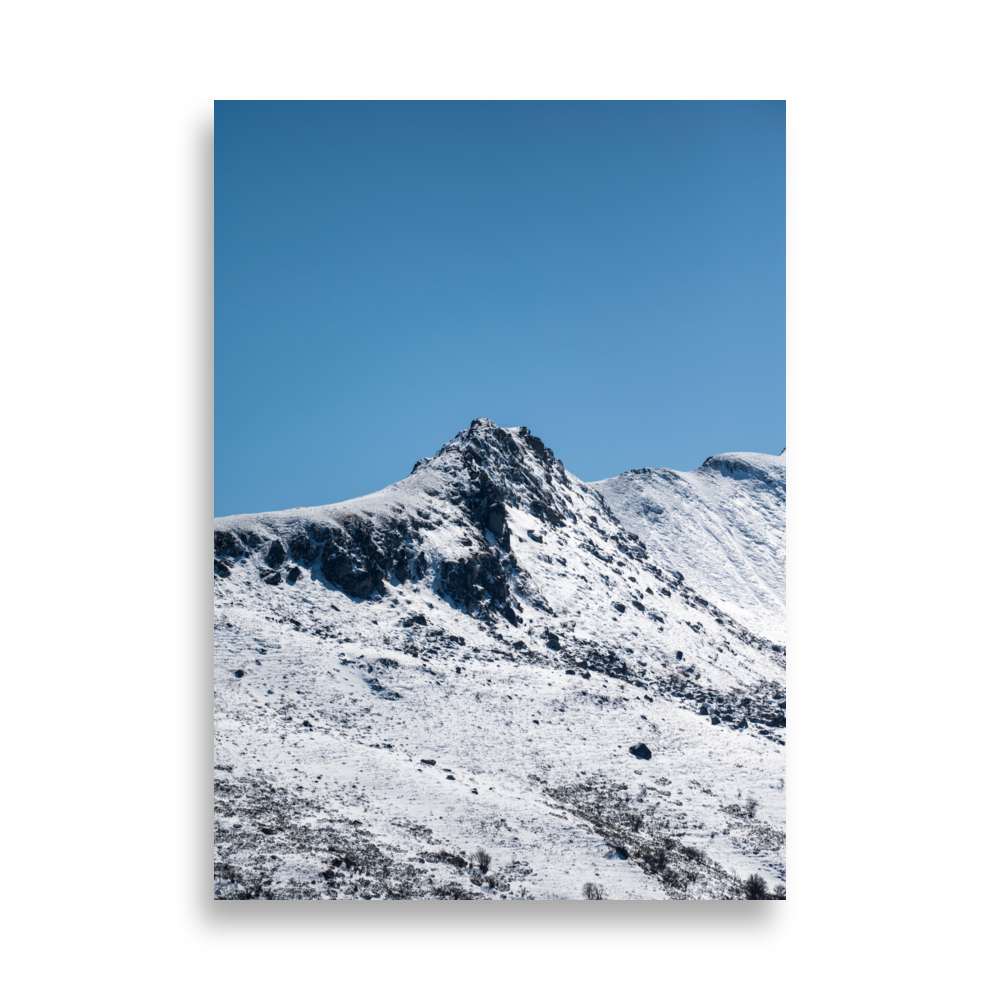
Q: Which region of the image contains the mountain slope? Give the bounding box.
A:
[214,420,786,901]
[592,451,785,640]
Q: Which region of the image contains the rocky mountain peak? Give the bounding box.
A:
[410,418,578,530]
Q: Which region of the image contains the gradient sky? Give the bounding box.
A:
[215,100,784,517]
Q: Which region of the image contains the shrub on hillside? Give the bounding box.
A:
[646,846,668,872]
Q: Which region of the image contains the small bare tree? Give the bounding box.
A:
[472,847,492,873]
[583,882,605,900]
[744,873,768,899]
[745,796,759,818]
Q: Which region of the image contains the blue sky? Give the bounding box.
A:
[215,100,784,517]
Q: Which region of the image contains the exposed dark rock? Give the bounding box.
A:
[420,759,436,766]
[545,632,561,650]
[214,559,231,578]
[261,570,282,585]
[613,602,626,614]
[446,775,456,780]
[710,715,720,725]
[632,600,645,612]
[438,552,510,614]
[234,669,244,678]
[501,605,518,627]
[214,529,245,560]
[288,531,321,564]
[240,531,264,549]
[512,640,526,650]
[698,704,710,715]
[265,539,286,569]
[675,651,684,660]
[286,566,302,584]
[486,503,506,536]
[629,742,652,760]
[403,613,427,627]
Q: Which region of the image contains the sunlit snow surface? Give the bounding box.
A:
[214,421,785,901]
[593,452,786,641]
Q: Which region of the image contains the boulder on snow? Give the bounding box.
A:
[420,759,436,766]
[629,742,652,760]
[265,539,287,569]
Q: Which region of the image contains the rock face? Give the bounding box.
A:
[214,419,641,622]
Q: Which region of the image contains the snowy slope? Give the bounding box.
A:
[214,420,786,901]
[592,452,785,641]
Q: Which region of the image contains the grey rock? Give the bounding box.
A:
[265,539,286,569]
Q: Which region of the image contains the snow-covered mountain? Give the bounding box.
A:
[214,419,786,901]
[593,451,785,641]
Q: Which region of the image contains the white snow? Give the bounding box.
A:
[592,451,786,640]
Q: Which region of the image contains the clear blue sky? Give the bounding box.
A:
[215,100,784,517]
